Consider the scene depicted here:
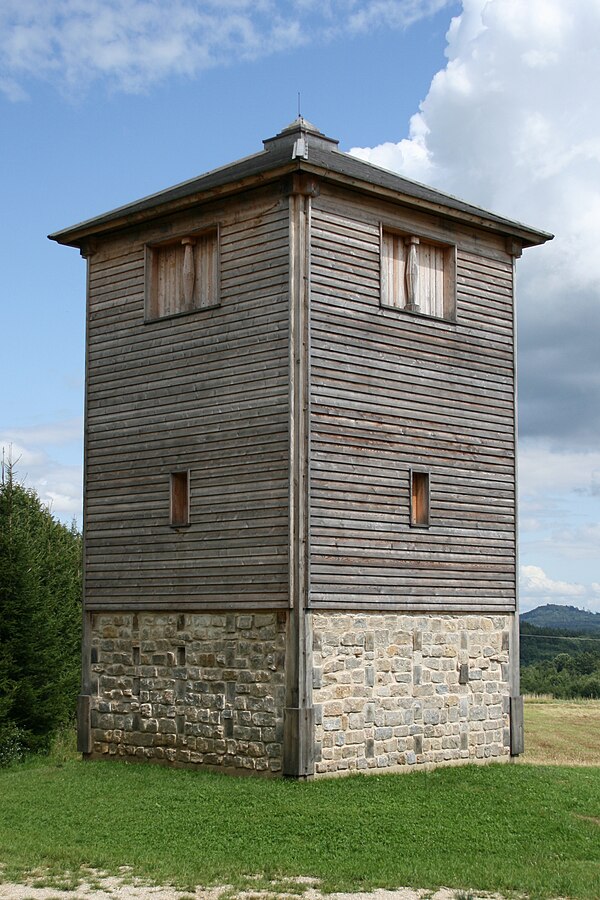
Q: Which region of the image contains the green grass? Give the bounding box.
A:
[1,754,599,899]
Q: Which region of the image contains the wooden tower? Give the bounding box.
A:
[50,119,552,776]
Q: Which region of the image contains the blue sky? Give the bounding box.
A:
[1,0,599,612]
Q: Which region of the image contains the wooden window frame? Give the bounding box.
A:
[145,225,220,322]
[170,470,190,528]
[410,469,430,528]
[380,225,456,322]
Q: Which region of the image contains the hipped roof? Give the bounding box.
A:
[49,118,553,249]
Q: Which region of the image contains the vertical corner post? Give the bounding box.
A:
[78,243,95,757]
[77,690,92,755]
[284,174,318,777]
[509,246,523,755]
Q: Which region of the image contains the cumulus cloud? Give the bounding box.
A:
[520,564,585,598]
[350,0,600,451]
[519,564,600,613]
[0,0,452,97]
[1,419,83,525]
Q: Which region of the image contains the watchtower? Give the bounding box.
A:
[50,119,552,776]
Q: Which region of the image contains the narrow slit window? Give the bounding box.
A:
[410,470,430,527]
[170,471,190,527]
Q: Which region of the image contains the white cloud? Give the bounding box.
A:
[351,113,434,184]
[520,564,585,598]
[1,419,83,526]
[0,441,46,470]
[6,419,83,447]
[519,439,600,498]
[565,525,600,559]
[350,0,600,253]
[518,440,600,566]
[519,564,600,613]
[0,0,452,97]
[345,0,451,32]
[529,522,600,563]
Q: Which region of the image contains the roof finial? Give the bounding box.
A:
[298,91,301,119]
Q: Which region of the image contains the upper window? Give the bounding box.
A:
[146,228,219,320]
[381,229,455,319]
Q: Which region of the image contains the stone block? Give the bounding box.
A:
[323,717,341,732]
[423,709,440,726]
[348,713,364,730]
[374,726,393,740]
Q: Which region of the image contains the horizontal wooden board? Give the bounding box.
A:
[308,596,514,613]
[85,597,289,611]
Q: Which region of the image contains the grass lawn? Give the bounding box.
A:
[0,751,599,899]
[521,698,600,766]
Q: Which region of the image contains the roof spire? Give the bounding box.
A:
[262,117,339,155]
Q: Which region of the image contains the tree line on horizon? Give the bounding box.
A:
[520,620,600,699]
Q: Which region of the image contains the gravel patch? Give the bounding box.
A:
[0,869,512,900]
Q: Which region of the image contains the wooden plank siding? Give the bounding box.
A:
[308,188,517,612]
[84,189,290,610]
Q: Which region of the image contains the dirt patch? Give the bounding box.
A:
[573,813,600,826]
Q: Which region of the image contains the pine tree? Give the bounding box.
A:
[0,456,82,752]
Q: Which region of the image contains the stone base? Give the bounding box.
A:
[85,608,513,777]
[88,611,287,774]
[312,611,511,776]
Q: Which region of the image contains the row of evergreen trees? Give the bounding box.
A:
[0,460,82,756]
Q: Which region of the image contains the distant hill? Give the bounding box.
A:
[521,604,600,634]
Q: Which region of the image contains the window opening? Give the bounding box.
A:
[170,471,190,527]
[381,229,455,319]
[410,470,430,527]
[146,228,219,319]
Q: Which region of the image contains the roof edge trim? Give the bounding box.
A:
[49,147,553,250]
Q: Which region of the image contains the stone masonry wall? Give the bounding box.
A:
[89,611,286,773]
[312,612,511,775]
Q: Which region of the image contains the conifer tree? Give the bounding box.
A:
[0,456,82,752]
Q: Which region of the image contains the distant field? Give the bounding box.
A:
[522,696,600,765]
